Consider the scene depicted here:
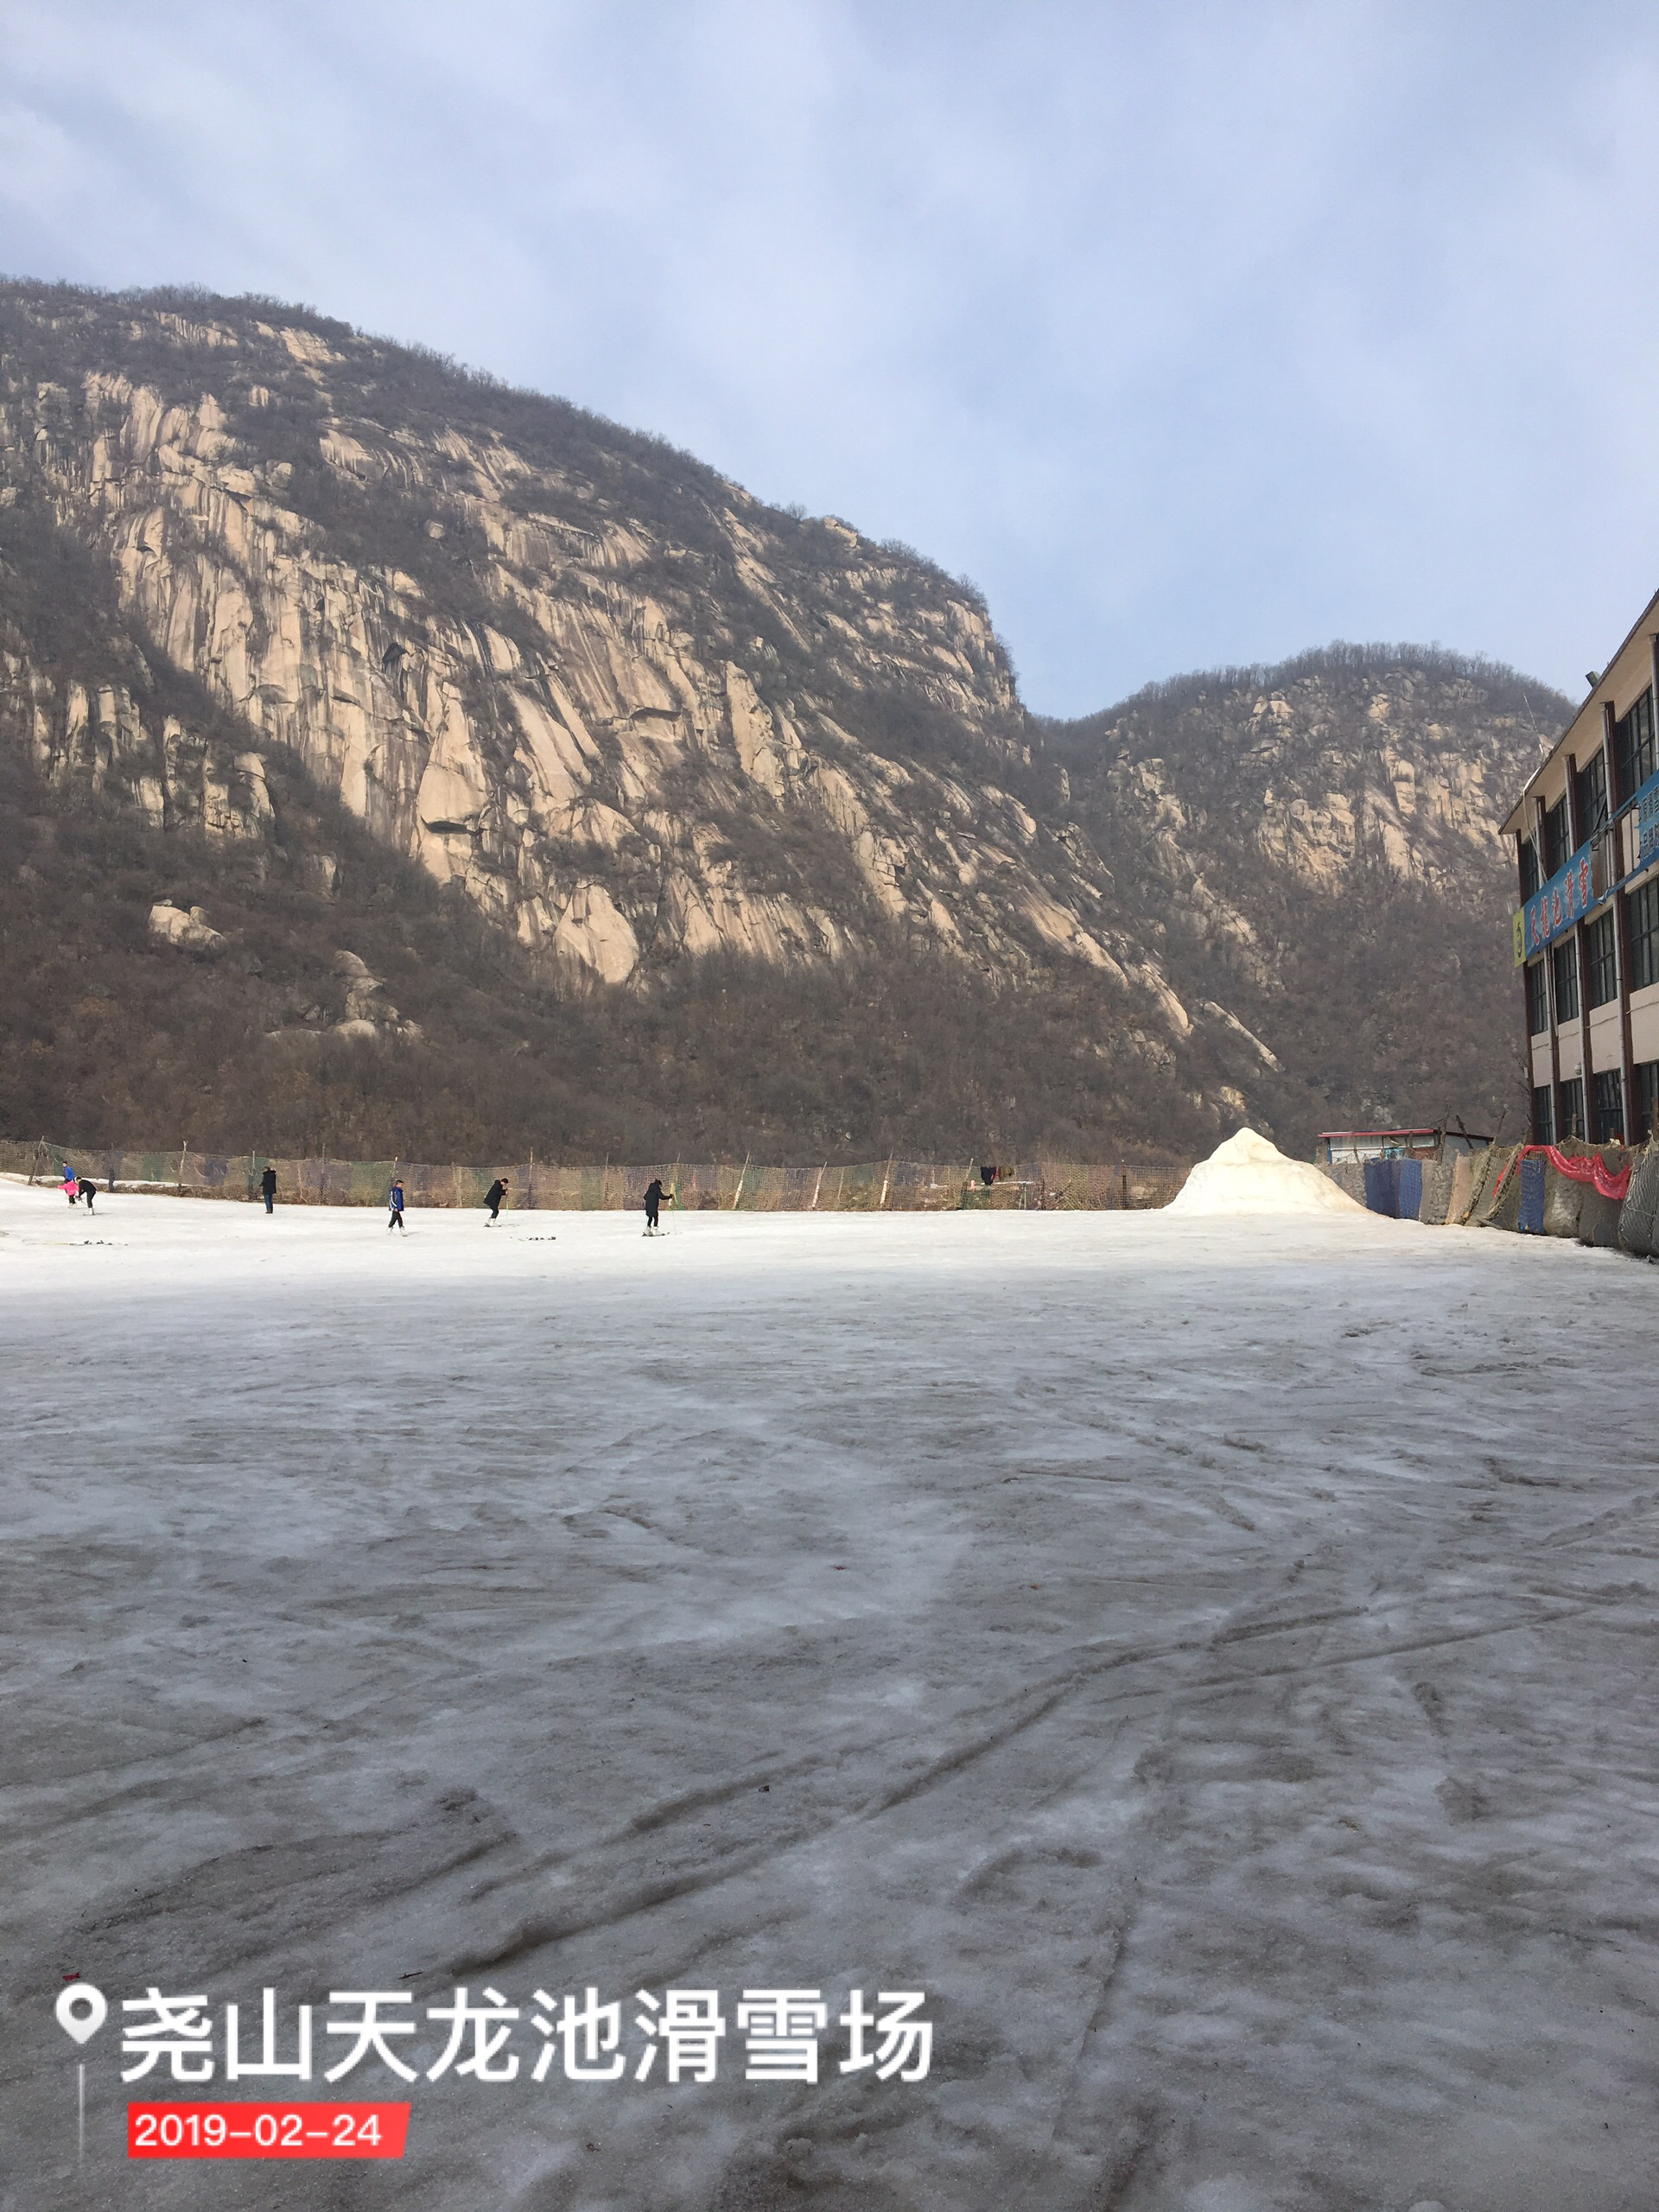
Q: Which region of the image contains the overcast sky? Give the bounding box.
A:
[1,1,1655,716]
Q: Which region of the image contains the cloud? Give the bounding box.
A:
[1,0,1656,715]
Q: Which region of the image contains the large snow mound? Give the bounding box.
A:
[1166,1126,1368,1215]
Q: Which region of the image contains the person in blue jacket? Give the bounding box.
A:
[388,1178,406,1232]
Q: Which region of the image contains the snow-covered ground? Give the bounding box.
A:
[2,1178,1656,2212]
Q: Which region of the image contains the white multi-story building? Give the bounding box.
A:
[1503,589,1659,1144]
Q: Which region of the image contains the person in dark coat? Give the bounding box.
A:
[260,1165,277,1214]
[387,1178,406,1232]
[644,1177,666,1232]
[484,1176,509,1224]
[79,1178,98,1212]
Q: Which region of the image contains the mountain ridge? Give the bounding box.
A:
[0,280,1563,1159]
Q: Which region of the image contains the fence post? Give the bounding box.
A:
[176,1141,188,1197]
[878,1156,893,1210]
[732,1154,750,1211]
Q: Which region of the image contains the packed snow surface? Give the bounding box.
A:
[2,1179,1656,2211]
[1166,1125,1369,1215]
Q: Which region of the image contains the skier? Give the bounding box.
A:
[387,1177,406,1232]
[260,1164,277,1215]
[60,1165,79,1205]
[644,1176,667,1234]
[484,1175,509,1224]
[79,1177,98,1213]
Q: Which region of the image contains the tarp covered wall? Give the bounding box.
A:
[1516,1155,1547,1235]
[1619,1149,1659,1259]
[1420,1160,1456,1224]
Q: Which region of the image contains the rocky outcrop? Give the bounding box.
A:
[2,291,1160,1015]
[5,656,274,842]
[329,949,416,1038]
[1046,647,1562,1137]
[148,899,223,950]
[0,284,1567,1149]
[1068,658,1541,916]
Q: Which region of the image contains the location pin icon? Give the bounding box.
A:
[56,1983,107,2044]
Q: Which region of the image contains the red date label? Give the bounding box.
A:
[128,2102,410,2158]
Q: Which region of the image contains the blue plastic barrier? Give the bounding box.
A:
[1516,1154,1547,1235]
[1363,1160,1401,1216]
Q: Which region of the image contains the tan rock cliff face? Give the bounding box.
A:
[1079,667,1536,913]
[2,296,1160,1008]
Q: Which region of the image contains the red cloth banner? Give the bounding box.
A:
[1520,1146,1631,1202]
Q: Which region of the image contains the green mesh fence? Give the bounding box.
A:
[1319,1162,1368,1207]
[885,1161,972,1211]
[1444,1152,1475,1224]
[1580,1187,1627,1249]
[4,1141,1188,1211]
[1461,1146,1516,1226]
[1419,1160,1456,1224]
[1542,1164,1586,1239]
[1034,1161,1126,1209]
[1619,1147,1659,1258]
[672,1165,724,1211]
[1488,1152,1525,1233]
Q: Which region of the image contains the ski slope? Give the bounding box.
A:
[1,1178,1655,2211]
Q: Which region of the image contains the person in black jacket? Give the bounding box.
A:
[260,1165,277,1214]
[79,1177,98,1212]
[644,1177,666,1233]
[484,1176,509,1224]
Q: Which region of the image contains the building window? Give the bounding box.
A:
[1542,793,1572,878]
[1553,936,1580,1022]
[1577,749,1610,836]
[1630,878,1659,993]
[1594,1068,1625,1143]
[1636,1060,1659,1141]
[1614,687,1656,806]
[1559,1076,1586,1139]
[1586,910,1618,1007]
[1519,836,1541,899]
[1532,1084,1554,1142]
[1525,957,1549,1034]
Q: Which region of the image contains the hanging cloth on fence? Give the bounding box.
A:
[1520,1146,1632,1202]
[1397,1158,1424,1221]
[1516,1154,1547,1234]
[1363,1159,1400,1217]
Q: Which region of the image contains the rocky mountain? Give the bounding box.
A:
[0,282,1562,1162]
[1047,647,1563,1146]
